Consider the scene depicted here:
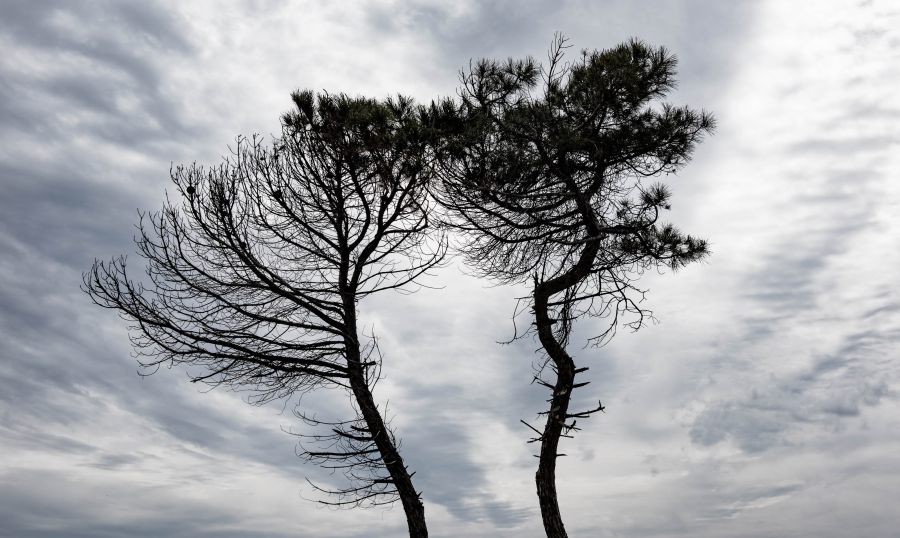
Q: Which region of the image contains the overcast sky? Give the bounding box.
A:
[2,1,899,537]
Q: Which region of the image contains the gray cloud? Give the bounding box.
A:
[695,482,805,522]
[3,0,900,537]
[691,299,898,453]
[0,0,195,147]
[407,417,532,527]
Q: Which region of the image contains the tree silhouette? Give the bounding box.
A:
[84,91,445,538]
[430,37,713,538]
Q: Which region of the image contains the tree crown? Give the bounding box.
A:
[429,37,713,344]
[85,91,447,401]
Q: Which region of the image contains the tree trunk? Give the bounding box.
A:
[349,371,428,537]
[344,310,428,538]
[533,283,576,538]
[531,230,599,538]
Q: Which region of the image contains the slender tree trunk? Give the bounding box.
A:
[531,229,600,538]
[345,311,428,538]
[533,282,576,538]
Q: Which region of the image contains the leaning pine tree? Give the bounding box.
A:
[430,37,714,538]
[84,92,444,538]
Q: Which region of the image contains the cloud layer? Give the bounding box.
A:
[2,1,899,537]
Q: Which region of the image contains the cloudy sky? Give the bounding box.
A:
[2,0,899,536]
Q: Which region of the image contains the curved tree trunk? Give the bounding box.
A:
[533,283,576,538]
[531,230,600,538]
